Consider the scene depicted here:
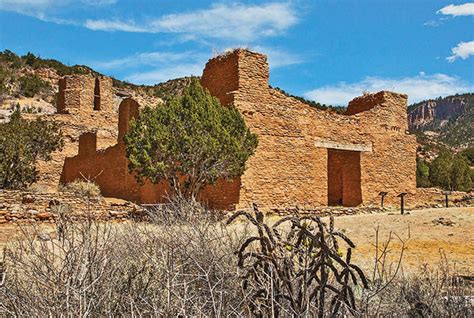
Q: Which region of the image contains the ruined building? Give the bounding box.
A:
[60,49,417,210]
[57,75,114,113]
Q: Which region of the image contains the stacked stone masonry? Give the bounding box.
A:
[57,75,114,113]
[0,190,144,224]
[61,49,419,211]
[200,49,418,210]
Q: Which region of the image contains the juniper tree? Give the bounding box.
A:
[416,158,431,188]
[124,78,258,200]
[0,109,63,189]
[429,151,472,191]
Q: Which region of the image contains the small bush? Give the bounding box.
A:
[430,151,472,191]
[416,158,431,187]
[60,180,101,199]
[18,75,50,98]
[0,68,11,96]
[26,183,50,193]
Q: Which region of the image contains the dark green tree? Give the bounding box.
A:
[0,110,63,189]
[429,152,453,190]
[124,78,258,200]
[461,147,474,166]
[416,158,431,188]
[450,154,472,191]
[429,151,472,191]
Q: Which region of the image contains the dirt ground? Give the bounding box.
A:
[317,206,473,275]
[1,206,472,275]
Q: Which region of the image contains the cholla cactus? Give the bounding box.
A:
[227,204,368,317]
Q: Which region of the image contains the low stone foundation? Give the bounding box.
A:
[0,190,145,224]
[0,188,471,224]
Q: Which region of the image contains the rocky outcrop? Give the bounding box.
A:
[407,94,473,149]
[408,97,466,131]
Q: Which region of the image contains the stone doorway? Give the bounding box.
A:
[327,149,362,207]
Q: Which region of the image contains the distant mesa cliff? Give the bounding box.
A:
[408,96,467,130]
[407,93,474,150]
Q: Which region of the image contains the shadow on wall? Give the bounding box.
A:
[60,98,241,210]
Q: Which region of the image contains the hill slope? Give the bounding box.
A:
[407,93,474,154]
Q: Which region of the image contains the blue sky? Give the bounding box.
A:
[0,0,473,105]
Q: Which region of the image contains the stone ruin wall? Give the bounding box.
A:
[201,49,417,210]
[57,75,114,113]
[34,74,119,191]
[58,49,417,211]
[0,190,144,224]
[60,98,241,210]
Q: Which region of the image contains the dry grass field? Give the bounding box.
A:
[1,206,472,274]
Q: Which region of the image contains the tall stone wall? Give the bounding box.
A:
[97,76,114,111]
[201,49,417,210]
[57,75,114,113]
[60,49,417,211]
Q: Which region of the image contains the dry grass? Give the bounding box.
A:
[0,202,472,317]
[59,180,101,199]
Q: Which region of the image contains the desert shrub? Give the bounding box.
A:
[125,77,258,200]
[26,183,50,193]
[18,74,50,97]
[60,180,101,199]
[0,204,471,317]
[461,147,474,166]
[359,254,473,317]
[228,205,368,317]
[0,50,21,68]
[0,204,247,316]
[0,110,63,189]
[0,67,12,96]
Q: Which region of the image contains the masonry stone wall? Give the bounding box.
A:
[60,98,241,210]
[60,49,418,211]
[201,49,418,210]
[0,190,144,224]
[57,75,114,113]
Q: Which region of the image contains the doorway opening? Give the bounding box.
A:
[327,149,362,207]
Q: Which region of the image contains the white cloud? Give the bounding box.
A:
[0,0,116,22]
[94,51,198,70]
[125,64,203,85]
[84,19,147,32]
[84,2,298,41]
[95,45,300,85]
[93,50,208,85]
[0,0,54,16]
[437,3,474,16]
[305,73,474,105]
[447,41,474,62]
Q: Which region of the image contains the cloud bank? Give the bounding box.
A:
[437,3,474,16]
[305,73,474,105]
[85,2,298,41]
